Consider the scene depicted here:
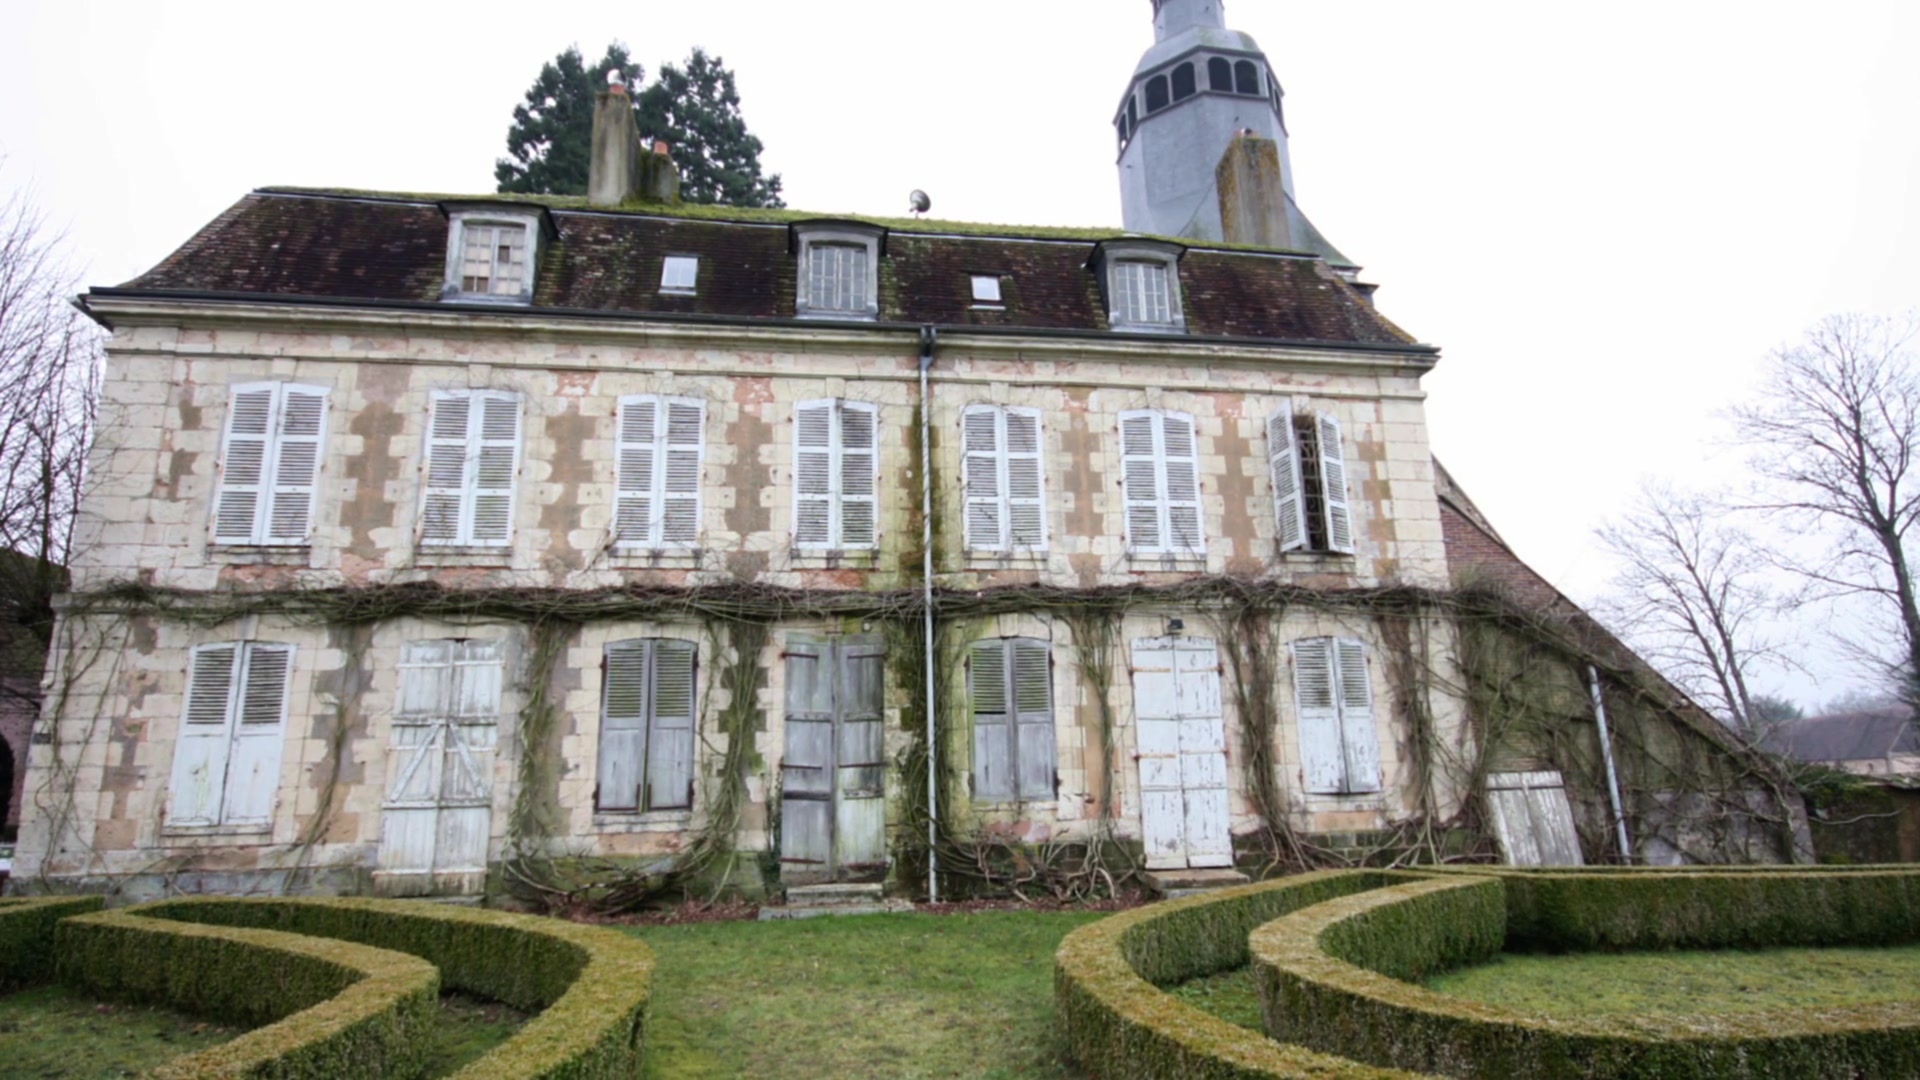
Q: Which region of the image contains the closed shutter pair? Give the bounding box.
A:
[962,405,1046,551]
[1291,637,1381,794]
[597,639,696,812]
[793,400,878,549]
[969,638,1055,801]
[168,642,294,827]
[1120,410,1203,554]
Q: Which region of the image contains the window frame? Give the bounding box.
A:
[1096,240,1187,334]
[961,404,1048,554]
[1290,636,1382,796]
[968,636,1057,802]
[441,207,543,305]
[659,255,700,295]
[793,224,885,321]
[166,641,295,830]
[614,394,706,550]
[791,398,882,552]
[1119,407,1206,557]
[970,274,1004,307]
[596,638,699,814]
[419,389,524,549]
[1266,401,1356,556]
[210,381,330,548]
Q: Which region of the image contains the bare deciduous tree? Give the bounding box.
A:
[1596,483,1791,737]
[0,169,101,688]
[1733,312,1920,713]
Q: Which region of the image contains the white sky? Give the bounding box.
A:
[4,0,1918,708]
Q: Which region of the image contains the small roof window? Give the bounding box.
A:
[661,255,699,295]
[438,204,546,306]
[970,274,1003,305]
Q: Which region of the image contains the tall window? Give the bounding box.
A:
[962,405,1046,552]
[615,395,704,548]
[456,221,528,297]
[1120,409,1204,555]
[597,639,697,812]
[1291,637,1381,795]
[167,642,294,828]
[793,399,879,550]
[212,383,328,546]
[807,244,870,316]
[421,391,522,547]
[1267,407,1355,554]
[1110,261,1176,328]
[970,637,1055,801]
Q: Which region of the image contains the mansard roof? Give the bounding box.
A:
[102,188,1423,350]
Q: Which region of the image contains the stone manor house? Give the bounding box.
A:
[10,0,1808,901]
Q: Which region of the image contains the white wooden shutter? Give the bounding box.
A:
[597,640,649,811]
[1317,413,1355,554]
[661,399,704,546]
[1334,638,1382,792]
[962,406,1004,551]
[1268,406,1307,553]
[212,385,276,544]
[1012,638,1056,799]
[1292,637,1347,794]
[838,401,878,549]
[169,644,241,825]
[646,640,697,810]
[1120,411,1162,551]
[793,401,835,549]
[1005,408,1047,549]
[222,643,293,826]
[614,396,659,546]
[969,640,1013,801]
[422,394,473,544]
[470,394,521,545]
[263,387,328,544]
[1161,412,1203,553]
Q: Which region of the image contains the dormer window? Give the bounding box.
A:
[793,223,884,321]
[441,206,544,305]
[1095,240,1186,333]
[661,255,699,295]
[971,274,1004,307]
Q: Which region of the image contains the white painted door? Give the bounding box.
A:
[377,639,501,895]
[1132,636,1232,870]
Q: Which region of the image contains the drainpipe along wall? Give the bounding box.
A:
[919,325,940,902]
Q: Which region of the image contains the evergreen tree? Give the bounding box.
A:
[637,48,784,208]
[496,44,645,196]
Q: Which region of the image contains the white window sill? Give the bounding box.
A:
[1303,793,1386,809]
[608,548,703,570]
[1126,551,1208,572]
[413,548,514,568]
[1110,321,1187,335]
[965,549,1049,568]
[789,549,880,570]
[207,545,311,565]
[795,310,878,322]
[440,292,532,307]
[593,810,694,833]
[162,825,274,844]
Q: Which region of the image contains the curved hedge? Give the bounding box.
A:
[1252,869,1920,1079]
[1054,869,1439,1079]
[136,897,655,1080]
[0,895,104,990]
[57,906,439,1079]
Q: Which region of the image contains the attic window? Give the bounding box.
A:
[441,207,542,305]
[1097,239,1186,334]
[970,275,1003,306]
[1145,75,1171,113]
[793,223,884,321]
[1209,57,1233,92]
[660,255,699,295]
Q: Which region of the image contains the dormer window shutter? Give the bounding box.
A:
[616,396,706,548]
[213,383,329,546]
[1316,412,1355,554]
[1268,406,1307,553]
[421,390,521,547]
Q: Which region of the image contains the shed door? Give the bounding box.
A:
[377,640,501,895]
[780,635,887,883]
[1486,770,1585,866]
[1132,636,1232,870]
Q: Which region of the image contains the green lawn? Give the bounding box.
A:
[628,910,1105,1079]
[1164,967,1264,1031]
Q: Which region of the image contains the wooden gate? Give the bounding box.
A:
[779,635,887,883]
[376,639,501,896]
[1131,635,1232,870]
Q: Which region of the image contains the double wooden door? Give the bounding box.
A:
[779,636,887,883]
[376,639,500,896]
[1131,636,1233,870]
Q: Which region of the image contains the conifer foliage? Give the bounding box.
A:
[495,43,783,208]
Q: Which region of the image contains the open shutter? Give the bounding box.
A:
[1161,412,1203,553]
[1334,638,1382,792]
[614,396,659,546]
[169,644,241,825]
[646,640,697,810]
[264,387,328,545]
[422,394,472,544]
[1317,413,1354,554]
[838,402,878,549]
[661,399,704,546]
[969,640,1013,801]
[1005,409,1047,549]
[1012,638,1056,799]
[1268,406,1307,552]
[1292,637,1347,794]
[223,643,292,826]
[962,406,1004,550]
[1120,411,1162,552]
[470,394,521,545]
[793,402,834,548]
[597,641,649,811]
[213,386,276,544]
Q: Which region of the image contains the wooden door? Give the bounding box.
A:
[377,639,501,895]
[1132,636,1232,870]
[1486,770,1585,866]
[779,635,887,883]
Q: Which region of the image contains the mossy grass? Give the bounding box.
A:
[0,982,246,1077]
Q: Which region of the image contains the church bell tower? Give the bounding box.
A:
[1117,0,1354,270]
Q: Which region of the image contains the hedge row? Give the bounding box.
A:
[57,906,439,1079]
[139,897,655,1080]
[1252,870,1920,1079]
[0,896,103,991]
[1053,869,1439,1079]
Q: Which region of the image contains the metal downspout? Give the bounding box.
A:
[919,325,940,902]
[1588,665,1634,863]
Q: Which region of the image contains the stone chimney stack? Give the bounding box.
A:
[589,83,681,207]
[1215,132,1294,250]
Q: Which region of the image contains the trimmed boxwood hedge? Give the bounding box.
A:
[57,906,439,1079]
[0,895,104,991]
[136,897,655,1080]
[1053,869,1439,1079]
[1252,869,1920,1079]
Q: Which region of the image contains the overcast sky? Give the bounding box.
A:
[4,0,1917,708]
